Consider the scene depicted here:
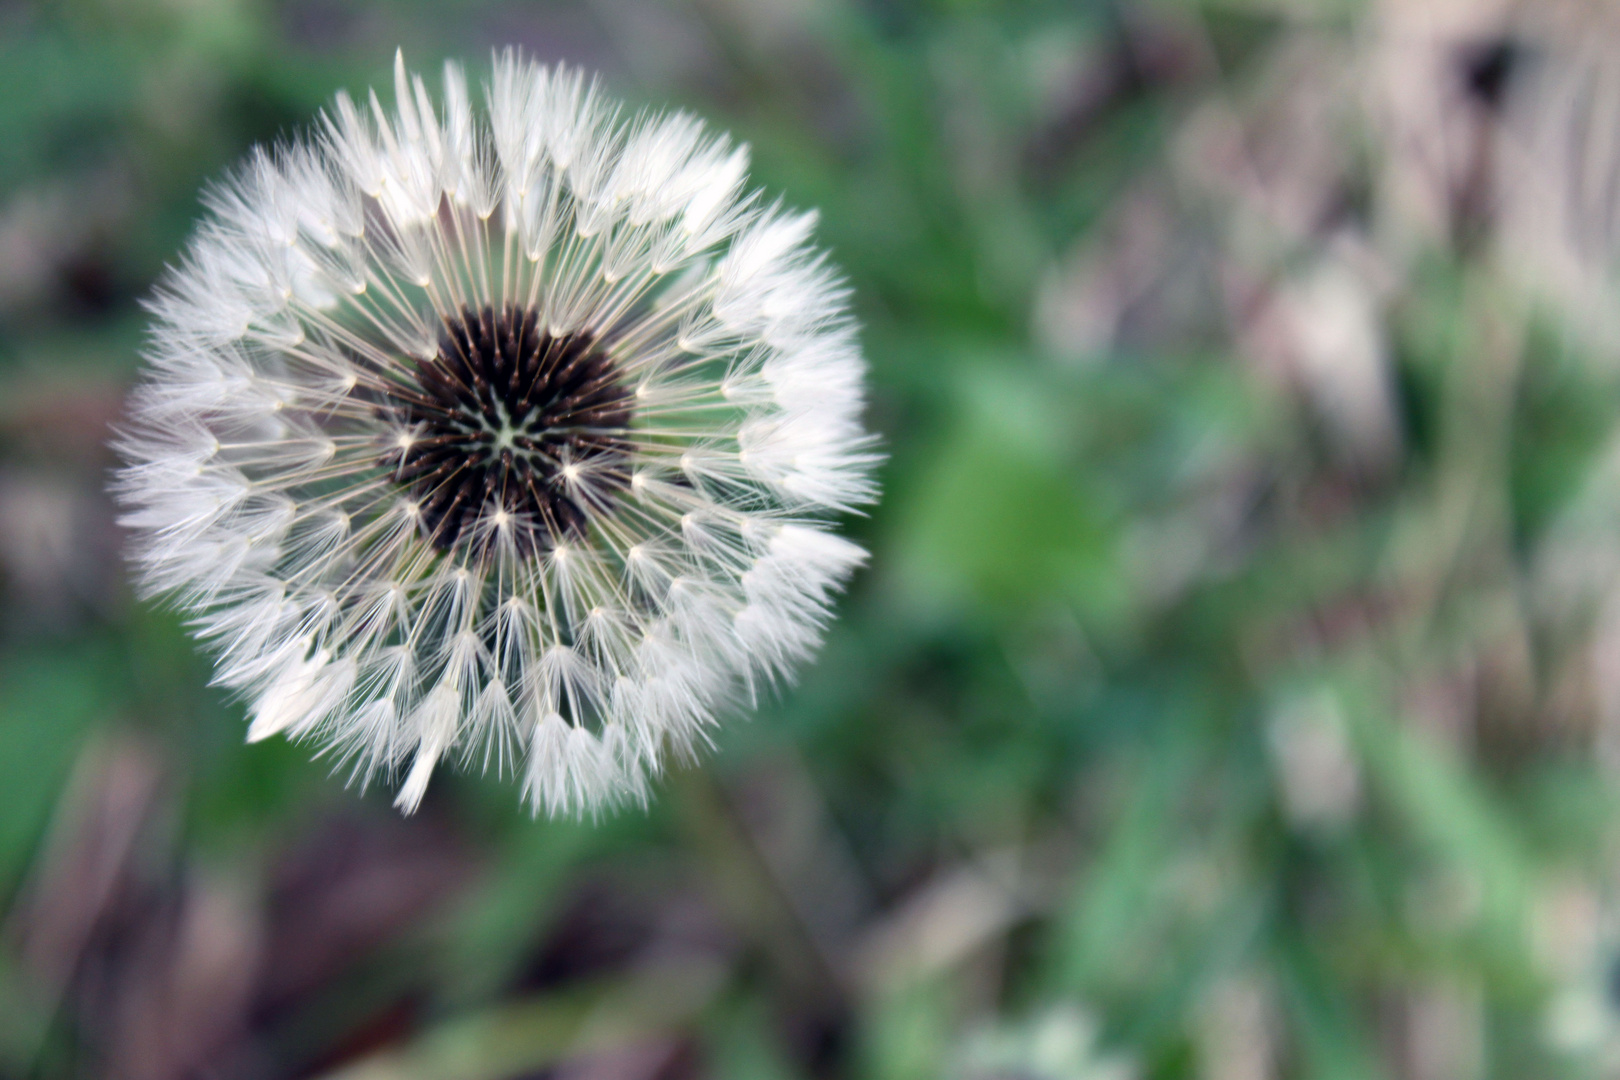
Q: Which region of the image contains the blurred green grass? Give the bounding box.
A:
[7,0,1620,1078]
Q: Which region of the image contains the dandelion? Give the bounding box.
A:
[113,51,878,816]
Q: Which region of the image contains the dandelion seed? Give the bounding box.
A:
[113,51,879,816]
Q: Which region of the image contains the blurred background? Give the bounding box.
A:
[14,0,1620,1076]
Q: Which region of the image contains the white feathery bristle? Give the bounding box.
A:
[114,50,879,817]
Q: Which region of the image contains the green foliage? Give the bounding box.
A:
[8,0,1620,1077]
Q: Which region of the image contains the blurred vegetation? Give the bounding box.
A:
[10,0,1620,1077]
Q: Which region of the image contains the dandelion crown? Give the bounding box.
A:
[114,52,878,815]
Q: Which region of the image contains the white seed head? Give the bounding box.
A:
[113,50,879,817]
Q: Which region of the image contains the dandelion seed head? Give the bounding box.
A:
[114,50,878,817]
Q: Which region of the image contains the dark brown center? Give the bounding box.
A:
[379,304,632,556]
